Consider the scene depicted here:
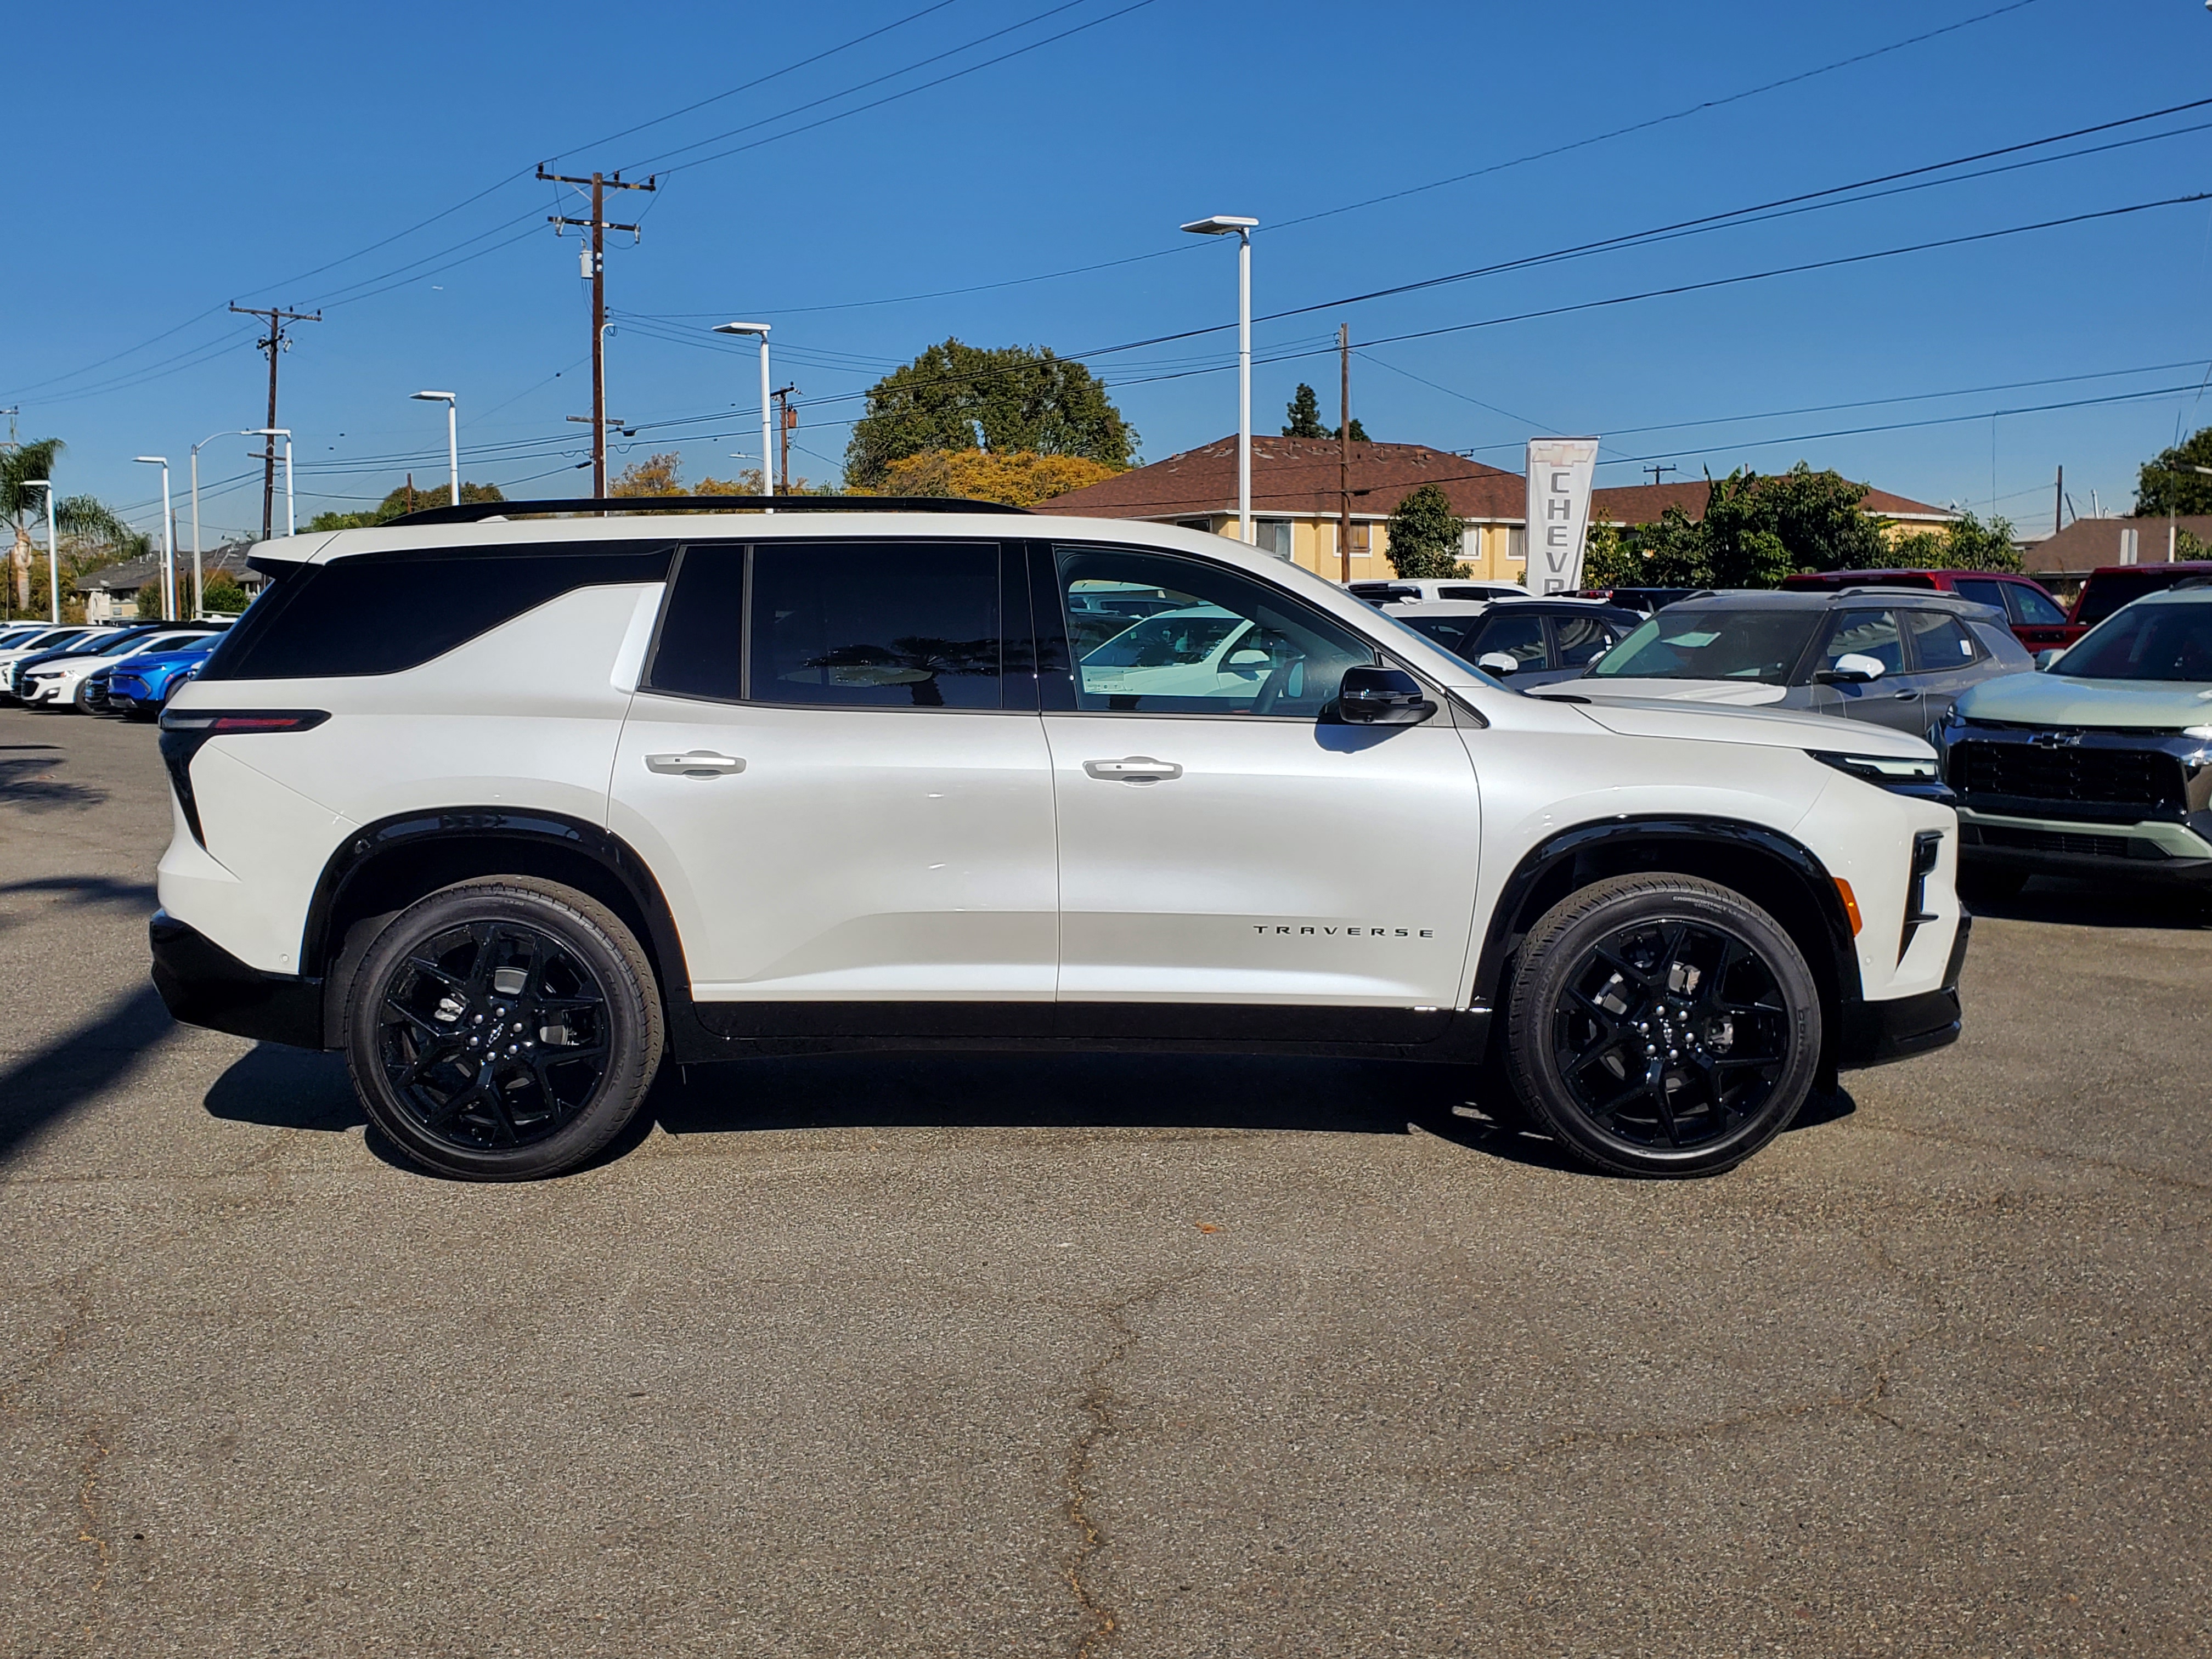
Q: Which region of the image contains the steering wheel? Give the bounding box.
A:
[1252,653,1305,715]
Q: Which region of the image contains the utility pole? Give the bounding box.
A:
[2055,464,2065,537]
[772,384,798,493]
[1338,324,1353,583]
[228,304,320,540]
[540,165,656,496]
[1642,462,1678,488]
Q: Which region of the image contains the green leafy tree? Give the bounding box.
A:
[2134,425,2212,517]
[3,437,145,616]
[1384,484,1466,578]
[1581,520,1642,587]
[1889,509,2021,572]
[1283,383,1327,438]
[200,574,250,613]
[306,479,505,532]
[1338,414,1370,442]
[845,340,1137,488]
[135,580,168,620]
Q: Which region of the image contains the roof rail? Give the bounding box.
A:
[387,494,1029,527]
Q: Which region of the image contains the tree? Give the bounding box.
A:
[1283,384,1327,438]
[306,479,505,532]
[1889,509,2021,572]
[878,449,1119,506]
[200,574,250,614]
[3,436,145,615]
[845,340,1137,488]
[1384,484,1466,578]
[2134,425,2212,517]
[135,580,167,620]
[610,454,684,497]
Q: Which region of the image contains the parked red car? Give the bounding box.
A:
[2064,561,2212,635]
[1779,568,2076,652]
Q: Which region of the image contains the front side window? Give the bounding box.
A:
[1950,577,2010,614]
[1466,613,1547,670]
[752,540,1001,709]
[1551,614,1617,668]
[2004,583,2068,626]
[1819,609,1905,675]
[2058,602,2212,681]
[1593,610,1821,684]
[1056,546,1375,716]
[1900,610,1978,670]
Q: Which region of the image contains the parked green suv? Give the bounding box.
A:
[1945,584,2212,897]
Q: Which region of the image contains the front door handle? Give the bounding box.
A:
[1892,689,1918,700]
[1083,756,1183,783]
[646,751,746,777]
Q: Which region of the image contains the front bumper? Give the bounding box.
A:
[1835,907,1969,1069]
[1958,807,2212,885]
[149,910,324,1049]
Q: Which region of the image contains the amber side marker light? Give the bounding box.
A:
[1833,878,1864,936]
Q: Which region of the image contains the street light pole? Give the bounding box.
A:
[411,392,460,508]
[133,457,174,618]
[190,429,250,618]
[712,322,774,500]
[246,429,294,538]
[21,480,55,623]
[1181,216,1260,545]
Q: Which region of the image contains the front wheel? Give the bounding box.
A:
[345,878,664,1180]
[1502,874,1821,1177]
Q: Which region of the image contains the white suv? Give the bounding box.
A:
[149,500,1968,1181]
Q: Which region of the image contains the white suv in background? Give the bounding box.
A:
[150,499,1968,1182]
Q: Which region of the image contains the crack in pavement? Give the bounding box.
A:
[74,1421,115,1643]
[1061,1277,1181,1659]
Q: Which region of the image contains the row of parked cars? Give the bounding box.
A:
[0,619,228,718]
[1351,559,2212,898]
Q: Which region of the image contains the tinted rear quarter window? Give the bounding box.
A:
[751,540,1001,709]
[201,543,674,680]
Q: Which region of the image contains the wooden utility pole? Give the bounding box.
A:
[2055,464,2064,537]
[540,165,656,496]
[1642,462,1678,488]
[1338,324,1353,582]
[773,384,798,493]
[228,303,320,539]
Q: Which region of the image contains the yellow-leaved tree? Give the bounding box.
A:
[877,448,1118,507]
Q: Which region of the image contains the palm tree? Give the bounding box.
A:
[3,437,145,618]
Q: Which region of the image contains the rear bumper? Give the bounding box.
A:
[1835,908,1969,1069]
[149,910,324,1049]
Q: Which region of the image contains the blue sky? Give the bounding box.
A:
[7,0,2211,544]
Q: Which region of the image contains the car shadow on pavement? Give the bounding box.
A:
[0,981,177,1163]
[0,745,106,812]
[202,1045,366,1134]
[1970,877,2212,930]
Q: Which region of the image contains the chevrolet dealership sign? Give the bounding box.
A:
[1525,438,1600,593]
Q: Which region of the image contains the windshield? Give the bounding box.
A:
[2056,601,2212,681]
[1080,608,1246,668]
[1590,610,1822,684]
[2076,569,2202,627]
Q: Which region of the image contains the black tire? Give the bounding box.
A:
[345,877,664,1181]
[1502,873,1821,1177]
[1957,863,2027,905]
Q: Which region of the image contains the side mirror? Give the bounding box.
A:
[2034,648,2066,672]
[1476,651,1520,677]
[1336,664,1436,725]
[1226,648,1271,670]
[1814,652,1887,685]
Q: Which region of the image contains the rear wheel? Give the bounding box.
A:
[1503,874,1821,1177]
[345,878,663,1181]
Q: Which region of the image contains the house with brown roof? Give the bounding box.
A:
[2021,514,2212,586]
[1034,433,1959,583]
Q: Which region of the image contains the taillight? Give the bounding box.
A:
[157,709,329,846]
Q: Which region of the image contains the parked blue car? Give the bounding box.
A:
[107,637,220,719]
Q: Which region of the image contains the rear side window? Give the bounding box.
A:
[751,541,1001,709]
[200,542,674,681]
[1901,610,1979,669]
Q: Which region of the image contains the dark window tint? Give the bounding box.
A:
[646,544,746,701]
[1950,578,2011,614]
[1551,613,1617,667]
[200,543,674,681]
[1820,610,1905,675]
[1467,613,1547,669]
[1057,546,1375,716]
[2004,583,2068,626]
[2075,569,2192,627]
[2058,601,2212,681]
[750,540,1001,708]
[1901,610,1978,670]
[1400,614,1481,656]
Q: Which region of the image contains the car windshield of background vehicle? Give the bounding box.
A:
[752,541,1001,709]
[1593,611,1822,683]
[2056,602,2212,681]
[1058,548,1376,716]
[2075,570,2184,627]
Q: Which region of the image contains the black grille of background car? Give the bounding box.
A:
[1949,740,2186,810]
[1963,823,2165,860]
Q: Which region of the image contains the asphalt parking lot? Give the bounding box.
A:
[2,703,2206,1658]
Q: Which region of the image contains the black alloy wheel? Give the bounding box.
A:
[1503,874,1820,1176]
[346,878,663,1181]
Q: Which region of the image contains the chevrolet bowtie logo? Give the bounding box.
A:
[2028,731,2084,748]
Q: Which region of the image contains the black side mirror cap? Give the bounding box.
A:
[1336,664,1437,725]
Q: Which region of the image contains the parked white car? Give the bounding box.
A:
[150,500,1967,1183]
[20,628,218,709]
[1348,578,1532,606]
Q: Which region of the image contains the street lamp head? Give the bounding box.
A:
[1181,215,1259,235]
[713,321,771,337]
[133,455,168,465]
[411,390,456,403]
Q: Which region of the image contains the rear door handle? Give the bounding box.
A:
[1892,689,1918,700]
[1084,756,1183,783]
[646,751,746,777]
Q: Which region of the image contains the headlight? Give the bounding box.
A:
[1809,750,1943,789]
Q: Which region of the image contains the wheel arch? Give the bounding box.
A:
[302,809,693,1049]
[1471,815,1863,1084]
